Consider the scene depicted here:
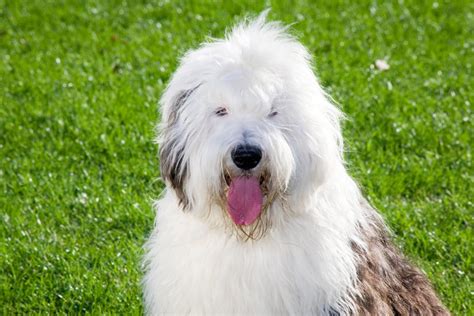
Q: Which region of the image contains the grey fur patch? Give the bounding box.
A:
[351,200,450,315]
[159,86,200,208]
[166,87,198,126]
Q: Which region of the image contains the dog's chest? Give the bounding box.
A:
[151,220,343,314]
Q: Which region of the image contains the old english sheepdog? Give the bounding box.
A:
[143,14,449,315]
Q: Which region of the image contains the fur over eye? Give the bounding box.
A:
[215,107,228,117]
[269,110,278,118]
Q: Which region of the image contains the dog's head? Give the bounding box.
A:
[158,14,344,238]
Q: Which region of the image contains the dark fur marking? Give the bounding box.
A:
[160,136,189,208]
[159,86,200,208]
[166,87,199,126]
[352,201,450,316]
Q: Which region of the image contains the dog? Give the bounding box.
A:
[143,13,449,315]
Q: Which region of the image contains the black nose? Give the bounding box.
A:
[231,144,262,170]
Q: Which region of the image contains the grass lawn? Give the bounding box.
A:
[1,0,472,314]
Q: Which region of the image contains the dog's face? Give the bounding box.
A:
[158,21,343,237]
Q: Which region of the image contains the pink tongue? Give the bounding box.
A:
[227,176,263,226]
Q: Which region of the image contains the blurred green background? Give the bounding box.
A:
[1,0,472,314]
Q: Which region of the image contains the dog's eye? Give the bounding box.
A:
[215,107,228,117]
[268,110,278,118]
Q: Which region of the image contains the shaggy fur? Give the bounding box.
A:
[354,201,448,315]
[143,13,449,315]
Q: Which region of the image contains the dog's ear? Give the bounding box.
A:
[159,87,198,209]
[159,132,189,208]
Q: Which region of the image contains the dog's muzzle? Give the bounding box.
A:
[223,143,268,227]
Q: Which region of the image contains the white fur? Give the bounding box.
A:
[143,13,370,315]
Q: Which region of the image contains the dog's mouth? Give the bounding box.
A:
[224,172,267,187]
[223,171,270,226]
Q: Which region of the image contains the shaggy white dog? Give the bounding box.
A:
[143,14,448,315]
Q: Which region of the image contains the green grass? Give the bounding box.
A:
[1,0,472,314]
